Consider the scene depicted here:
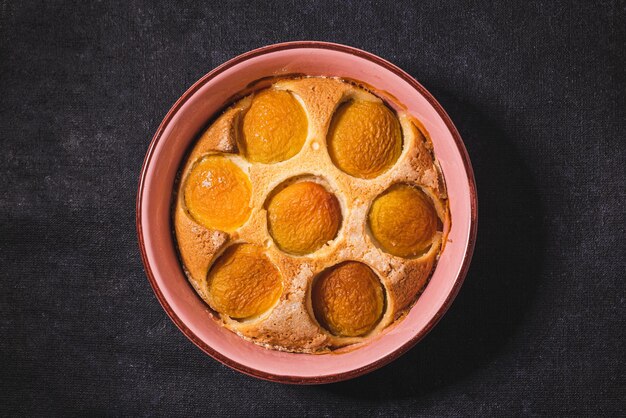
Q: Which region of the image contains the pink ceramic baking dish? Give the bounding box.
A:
[136,41,477,384]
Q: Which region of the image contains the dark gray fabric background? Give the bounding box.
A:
[1,1,624,416]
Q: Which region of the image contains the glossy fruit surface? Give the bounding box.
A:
[184,156,252,232]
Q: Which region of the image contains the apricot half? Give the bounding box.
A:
[368,184,438,257]
[241,89,308,163]
[327,100,402,178]
[206,244,282,319]
[183,156,251,232]
[312,261,384,337]
[267,181,341,255]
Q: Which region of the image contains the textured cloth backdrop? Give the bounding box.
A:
[1,1,624,416]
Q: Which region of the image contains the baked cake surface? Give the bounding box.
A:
[173,77,450,353]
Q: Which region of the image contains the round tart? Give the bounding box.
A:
[173,77,450,353]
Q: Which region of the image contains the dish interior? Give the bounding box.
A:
[139,45,474,380]
[173,76,450,353]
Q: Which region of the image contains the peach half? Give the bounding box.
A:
[206,244,282,319]
[266,181,341,255]
[240,89,308,163]
[327,100,402,178]
[312,261,384,337]
[183,155,252,232]
[368,184,438,257]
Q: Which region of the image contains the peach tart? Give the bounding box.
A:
[173,77,449,353]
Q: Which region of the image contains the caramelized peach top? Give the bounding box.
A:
[183,156,252,232]
[241,89,308,163]
[368,184,437,257]
[267,181,341,255]
[312,261,384,337]
[206,244,282,319]
[327,100,402,178]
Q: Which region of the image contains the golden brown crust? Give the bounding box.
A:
[172,77,450,353]
[173,203,228,300]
